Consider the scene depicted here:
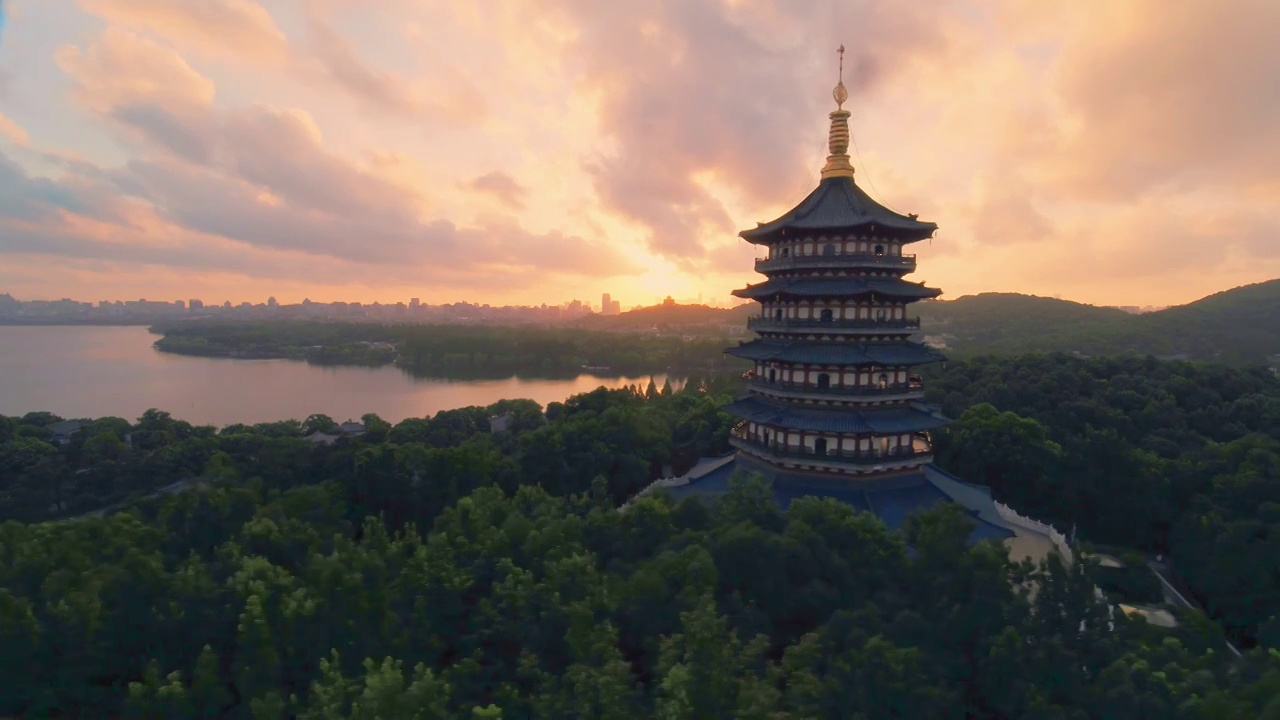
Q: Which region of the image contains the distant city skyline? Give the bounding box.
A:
[0,287,1173,315]
[0,2,1277,308]
[0,290,742,311]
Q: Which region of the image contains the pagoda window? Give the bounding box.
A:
[819,308,833,323]
[814,437,829,455]
[822,243,836,256]
[768,368,776,383]
[876,308,887,321]
[782,247,791,257]
[874,244,885,256]
[877,373,889,389]
[817,373,831,389]
[774,307,783,321]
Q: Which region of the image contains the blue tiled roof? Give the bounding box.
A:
[732,276,941,301]
[661,457,1015,544]
[740,176,937,243]
[722,396,948,434]
[725,339,944,367]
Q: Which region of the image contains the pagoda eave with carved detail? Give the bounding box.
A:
[739,176,938,245]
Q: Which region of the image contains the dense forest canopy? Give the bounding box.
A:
[925,354,1280,648]
[3,354,1280,717]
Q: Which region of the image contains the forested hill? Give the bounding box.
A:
[919,279,1280,364]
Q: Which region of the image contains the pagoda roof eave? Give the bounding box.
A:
[723,396,949,434]
[725,338,946,366]
[732,276,942,301]
[740,176,937,244]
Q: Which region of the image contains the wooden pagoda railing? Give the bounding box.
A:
[740,371,924,397]
[754,253,916,272]
[746,316,920,331]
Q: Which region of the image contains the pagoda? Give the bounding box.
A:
[723,53,945,480]
[667,50,1022,544]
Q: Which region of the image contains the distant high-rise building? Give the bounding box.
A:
[601,293,611,315]
[267,296,279,309]
[410,298,420,309]
[189,299,204,310]
[174,300,185,310]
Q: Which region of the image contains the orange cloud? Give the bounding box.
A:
[55,28,216,111]
[3,0,1277,307]
[76,0,289,65]
[465,171,529,210]
[6,25,639,300]
[0,113,29,146]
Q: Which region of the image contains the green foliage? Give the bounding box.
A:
[152,320,745,377]
[928,353,1280,646]
[920,279,1280,364]
[3,353,1280,717]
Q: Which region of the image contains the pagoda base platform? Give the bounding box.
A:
[664,452,1018,545]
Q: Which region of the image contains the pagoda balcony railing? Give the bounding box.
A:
[747,316,920,332]
[729,430,932,465]
[741,371,924,398]
[755,253,916,273]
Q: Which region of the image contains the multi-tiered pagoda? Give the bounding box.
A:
[723,69,945,480]
[669,57,1020,543]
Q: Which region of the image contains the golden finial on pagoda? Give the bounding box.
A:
[821,44,855,179]
[833,44,848,109]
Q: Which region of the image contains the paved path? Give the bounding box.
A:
[1148,561,1242,658]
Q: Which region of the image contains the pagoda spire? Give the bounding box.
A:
[820,45,855,180]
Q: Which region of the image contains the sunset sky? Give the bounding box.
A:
[1,0,1277,309]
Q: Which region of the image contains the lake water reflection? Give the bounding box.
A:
[0,326,684,426]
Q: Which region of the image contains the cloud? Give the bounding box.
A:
[76,0,289,65]
[14,27,639,291]
[10,0,1280,307]
[535,0,946,268]
[299,14,487,124]
[0,112,28,146]
[303,18,419,116]
[0,149,635,289]
[465,171,528,209]
[55,27,216,111]
[1004,1,1280,200]
[0,153,103,221]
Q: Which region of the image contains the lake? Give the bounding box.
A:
[0,326,683,426]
